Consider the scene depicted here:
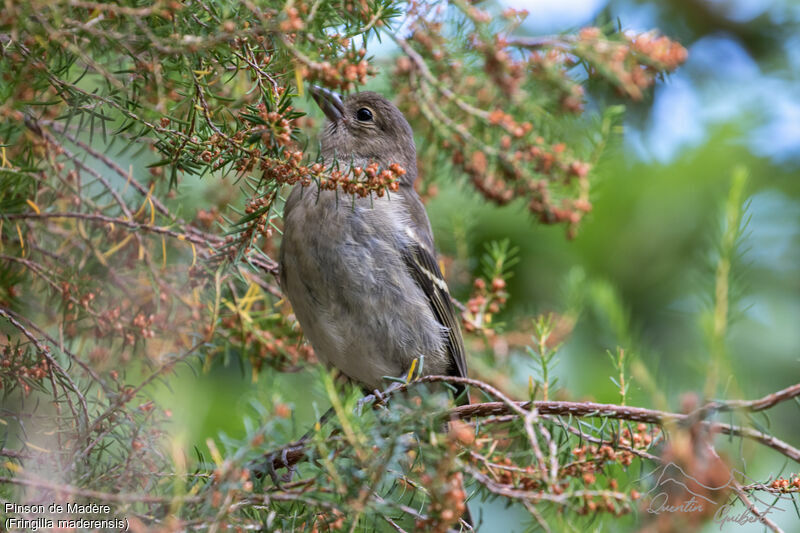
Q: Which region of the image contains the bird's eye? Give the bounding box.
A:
[356,108,373,122]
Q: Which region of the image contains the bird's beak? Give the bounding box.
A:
[310,85,345,123]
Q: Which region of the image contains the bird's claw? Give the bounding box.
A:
[355,393,374,415]
[280,447,297,484]
[372,388,385,404]
[356,388,389,415]
[263,447,297,488]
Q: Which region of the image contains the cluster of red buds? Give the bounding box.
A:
[462,276,508,333]
[194,207,221,230]
[279,6,304,32]
[568,442,637,486]
[474,453,543,489]
[259,149,305,184]
[219,311,315,373]
[576,27,688,100]
[307,161,405,197]
[258,150,406,197]
[190,96,299,175]
[392,11,687,237]
[466,422,652,517]
[298,47,371,92]
[60,281,95,312]
[131,312,156,342]
[473,35,525,96]
[457,134,592,217]
[487,108,532,138]
[223,158,406,269]
[243,194,275,240]
[618,423,656,451]
[309,509,345,532]
[415,471,468,533]
[575,481,636,516]
[501,7,529,21]
[627,30,688,71]
[90,304,162,351]
[770,475,800,491]
[240,102,296,148]
[94,306,124,338]
[0,345,49,394]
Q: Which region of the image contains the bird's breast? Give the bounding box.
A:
[280,186,449,389]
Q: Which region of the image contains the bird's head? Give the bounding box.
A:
[310,87,417,185]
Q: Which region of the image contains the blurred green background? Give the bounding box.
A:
[147,1,799,530]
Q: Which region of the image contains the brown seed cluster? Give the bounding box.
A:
[132,312,156,342]
[247,102,295,147]
[618,423,656,451]
[465,422,657,517]
[415,471,468,533]
[306,161,405,197]
[309,509,345,532]
[194,208,221,230]
[244,194,276,240]
[298,47,371,92]
[398,60,595,237]
[219,308,315,373]
[770,475,800,491]
[462,276,508,333]
[0,345,49,395]
[227,157,406,264]
[279,6,304,32]
[474,35,526,97]
[94,306,124,338]
[576,27,688,100]
[393,13,686,237]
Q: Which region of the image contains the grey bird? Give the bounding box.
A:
[279,87,468,400]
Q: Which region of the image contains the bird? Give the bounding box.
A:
[279,87,469,402]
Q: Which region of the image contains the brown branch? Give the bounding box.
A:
[35,118,279,282]
[453,398,678,423]
[708,422,800,463]
[1,448,31,460]
[47,122,171,218]
[505,35,575,50]
[467,464,628,505]
[393,35,492,123]
[692,383,800,416]
[0,306,90,428]
[544,414,661,462]
[730,480,783,533]
[1,306,111,394]
[2,211,209,245]
[3,207,281,280]
[26,119,135,221]
[259,376,800,474]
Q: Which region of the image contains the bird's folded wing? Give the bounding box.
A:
[401,240,468,380]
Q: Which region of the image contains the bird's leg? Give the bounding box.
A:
[260,444,300,488]
[355,393,373,416]
[255,407,336,486]
[378,380,403,404]
[356,381,403,415]
[356,389,383,415]
[261,448,286,489]
[280,447,297,483]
